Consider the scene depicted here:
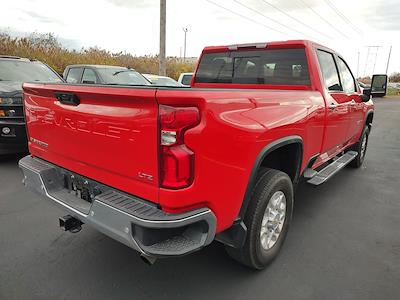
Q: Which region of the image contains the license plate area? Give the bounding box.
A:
[62,172,102,203]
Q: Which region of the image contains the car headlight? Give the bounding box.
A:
[0,97,22,105]
[0,109,16,117]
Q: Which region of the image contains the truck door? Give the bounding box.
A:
[316,49,353,157]
[336,56,364,142]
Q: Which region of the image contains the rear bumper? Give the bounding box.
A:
[0,142,28,154]
[19,155,216,258]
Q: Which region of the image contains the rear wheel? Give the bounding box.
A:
[349,126,370,168]
[225,168,293,269]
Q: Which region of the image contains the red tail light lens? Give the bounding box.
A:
[159,105,200,189]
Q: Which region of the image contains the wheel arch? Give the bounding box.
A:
[238,135,303,220]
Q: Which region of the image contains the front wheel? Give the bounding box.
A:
[349,126,370,168]
[225,168,294,269]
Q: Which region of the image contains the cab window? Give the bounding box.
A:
[337,58,356,93]
[195,48,310,85]
[316,50,342,91]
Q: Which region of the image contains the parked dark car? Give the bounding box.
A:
[63,65,151,85]
[0,55,63,155]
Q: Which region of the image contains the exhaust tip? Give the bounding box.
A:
[140,255,157,266]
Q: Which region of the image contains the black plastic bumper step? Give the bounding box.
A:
[307,151,357,186]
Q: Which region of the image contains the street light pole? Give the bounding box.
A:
[159,0,166,76]
[183,28,188,62]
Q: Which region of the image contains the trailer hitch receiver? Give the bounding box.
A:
[59,215,83,233]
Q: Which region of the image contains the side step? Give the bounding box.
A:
[307,151,358,186]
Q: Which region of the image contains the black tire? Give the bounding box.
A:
[349,126,370,168]
[225,168,294,270]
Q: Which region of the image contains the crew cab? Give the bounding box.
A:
[20,40,378,269]
[0,56,63,155]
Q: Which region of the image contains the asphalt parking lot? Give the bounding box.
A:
[1,98,399,300]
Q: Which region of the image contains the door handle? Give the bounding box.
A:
[55,92,80,106]
[328,103,337,110]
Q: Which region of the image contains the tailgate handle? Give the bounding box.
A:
[55,92,80,106]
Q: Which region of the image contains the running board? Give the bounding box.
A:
[307,151,358,186]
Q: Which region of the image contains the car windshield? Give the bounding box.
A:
[0,60,62,82]
[96,67,150,85]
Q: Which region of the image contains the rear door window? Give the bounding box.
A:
[82,68,98,84]
[66,68,83,83]
[195,48,310,85]
[181,74,192,85]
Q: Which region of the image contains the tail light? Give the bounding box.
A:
[159,105,200,189]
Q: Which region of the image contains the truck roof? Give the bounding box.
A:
[202,39,336,54]
[65,64,130,69]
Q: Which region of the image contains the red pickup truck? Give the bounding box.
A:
[20,40,377,269]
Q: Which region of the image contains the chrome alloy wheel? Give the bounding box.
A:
[260,191,286,250]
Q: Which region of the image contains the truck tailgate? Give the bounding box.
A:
[23,83,159,203]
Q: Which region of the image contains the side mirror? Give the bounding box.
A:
[361,88,371,102]
[371,74,388,97]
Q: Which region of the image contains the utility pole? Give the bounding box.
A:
[386,45,392,75]
[364,46,382,77]
[183,28,188,62]
[159,0,166,76]
[372,47,380,74]
[363,46,370,77]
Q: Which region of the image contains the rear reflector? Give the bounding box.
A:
[159,105,200,189]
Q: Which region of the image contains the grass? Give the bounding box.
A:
[0,32,196,80]
[387,87,400,97]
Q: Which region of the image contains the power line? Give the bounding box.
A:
[205,0,290,37]
[233,0,315,40]
[260,0,334,40]
[298,0,350,39]
[324,0,363,35]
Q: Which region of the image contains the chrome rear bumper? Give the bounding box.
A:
[19,155,216,258]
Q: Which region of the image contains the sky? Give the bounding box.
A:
[1,0,399,76]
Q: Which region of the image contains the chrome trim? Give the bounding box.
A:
[19,160,87,217]
[98,201,213,225]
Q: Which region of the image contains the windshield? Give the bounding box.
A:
[0,60,62,82]
[96,67,150,85]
